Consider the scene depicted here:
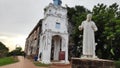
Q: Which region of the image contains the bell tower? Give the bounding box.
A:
[53,0,62,6]
[38,0,69,64]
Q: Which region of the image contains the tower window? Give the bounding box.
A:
[55,22,60,29]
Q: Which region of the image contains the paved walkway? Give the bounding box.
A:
[0,56,71,68]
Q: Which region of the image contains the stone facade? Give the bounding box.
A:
[25,20,42,57]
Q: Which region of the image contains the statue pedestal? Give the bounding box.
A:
[71,58,115,68]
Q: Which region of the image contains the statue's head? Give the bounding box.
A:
[86,14,92,22]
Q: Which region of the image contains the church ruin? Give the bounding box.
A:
[24,0,69,64]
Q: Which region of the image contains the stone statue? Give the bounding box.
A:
[53,0,62,6]
[78,14,98,59]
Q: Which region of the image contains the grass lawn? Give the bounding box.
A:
[33,61,50,67]
[0,56,18,66]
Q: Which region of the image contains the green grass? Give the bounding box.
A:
[0,56,18,66]
[115,61,120,68]
[33,61,50,67]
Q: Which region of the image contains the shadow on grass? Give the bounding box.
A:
[0,56,19,66]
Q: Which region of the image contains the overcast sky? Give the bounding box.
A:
[0,0,120,51]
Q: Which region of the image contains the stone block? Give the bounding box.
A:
[71,58,115,68]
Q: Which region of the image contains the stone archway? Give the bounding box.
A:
[51,35,62,61]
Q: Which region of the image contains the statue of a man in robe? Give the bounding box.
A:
[78,14,98,59]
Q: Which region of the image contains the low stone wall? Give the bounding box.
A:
[71,58,115,68]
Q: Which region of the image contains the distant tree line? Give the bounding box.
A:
[7,47,24,57]
[0,42,24,58]
[67,3,120,60]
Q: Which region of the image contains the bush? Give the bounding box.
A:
[115,61,120,68]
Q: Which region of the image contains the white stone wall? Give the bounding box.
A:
[42,16,68,34]
[38,3,69,64]
[42,4,68,34]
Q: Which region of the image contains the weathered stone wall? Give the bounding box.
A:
[71,58,115,68]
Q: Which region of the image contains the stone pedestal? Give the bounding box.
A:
[71,58,115,68]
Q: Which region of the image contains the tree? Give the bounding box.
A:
[0,42,9,58]
[92,3,120,60]
[7,47,24,56]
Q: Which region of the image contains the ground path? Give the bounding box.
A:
[0,56,71,68]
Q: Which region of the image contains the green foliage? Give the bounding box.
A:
[0,57,18,66]
[16,47,22,51]
[115,61,120,68]
[67,3,120,60]
[0,42,8,50]
[92,3,120,60]
[7,47,24,56]
[0,42,9,58]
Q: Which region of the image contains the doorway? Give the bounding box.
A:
[51,35,62,61]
